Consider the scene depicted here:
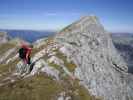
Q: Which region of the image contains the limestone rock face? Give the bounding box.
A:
[55,16,131,100]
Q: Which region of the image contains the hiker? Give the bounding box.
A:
[19,43,33,74]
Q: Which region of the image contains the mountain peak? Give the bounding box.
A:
[79,15,99,24]
[55,15,131,100]
[59,15,104,35]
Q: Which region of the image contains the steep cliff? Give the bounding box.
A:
[55,16,132,100]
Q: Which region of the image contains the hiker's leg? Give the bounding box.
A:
[28,56,31,65]
[16,61,24,74]
[23,59,27,65]
[21,64,29,76]
[28,57,33,73]
[26,64,30,74]
[26,57,32,73]
[19,61,27,76]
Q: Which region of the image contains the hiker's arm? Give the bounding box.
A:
[26,51,29,61]
[26,48,32,61]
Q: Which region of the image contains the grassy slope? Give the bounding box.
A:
[0,73,100,100]
[0,42,20,80]
[0,43,16,56]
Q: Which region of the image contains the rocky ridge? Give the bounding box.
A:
[0,16,132,100]
[0,35,97,100]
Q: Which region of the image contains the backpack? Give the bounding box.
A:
[19,48,27,59]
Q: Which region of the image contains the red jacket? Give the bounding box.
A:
[21,44,32,63]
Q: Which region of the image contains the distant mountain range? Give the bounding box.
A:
[0,29,56,43]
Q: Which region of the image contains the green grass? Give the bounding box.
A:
[48,62,62,71]
[0,73,63,100]
[0,41,19,80]
[60,75,101,100]
[0,59,20,80]
[55,50,77,72]
[0,59,19,73]
[0,43,16,56]
[3,48,19,64]
[0,73,101,100]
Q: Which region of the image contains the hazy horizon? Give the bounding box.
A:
[0,28,133,34]
[0,0,133,33]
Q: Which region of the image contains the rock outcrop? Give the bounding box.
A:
[0,32,10,44]
[55,16,132,100]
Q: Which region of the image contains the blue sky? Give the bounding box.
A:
[0,0,133,32]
